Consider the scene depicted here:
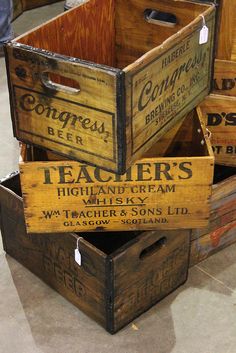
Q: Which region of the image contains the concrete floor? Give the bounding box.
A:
[0,3,236,353]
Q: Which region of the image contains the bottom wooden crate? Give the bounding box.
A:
[0,172,190,333]
[190,165,236,266]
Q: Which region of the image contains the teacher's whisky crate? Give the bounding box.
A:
[0,172,190,334]
[19,109,214,234]
[5,0,215,174]
[190,165,236,266]
[198,94,236,167]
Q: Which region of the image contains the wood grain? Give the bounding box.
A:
[216,0,236,60]
[0,173,190,333]
[190,166,236,266]
[5,0,215,173]
[213,60,236,97]
[19,111,214,233]
[198,94,236,166]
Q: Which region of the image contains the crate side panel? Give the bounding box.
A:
[115,0,211,67]
[199,94,236,167]
[216,0,236,60]
[112,229,190,332]
[190,220,236,266]
[6,45,119,172]
[213,60,236,97]
[19,0,115,67]
[20,153,213,233]
[0,182,108,327]
[192,174,236,240]
[125,9,215,163]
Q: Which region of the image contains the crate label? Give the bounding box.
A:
[200,100,236,166]
[131,15,214,154]
[13,85,116,163]
[21,158,212,232]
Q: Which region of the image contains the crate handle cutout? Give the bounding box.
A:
[139,236,167,260]
[41,72,81,95]
[144,9,177,28]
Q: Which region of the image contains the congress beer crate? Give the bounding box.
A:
[5,0,215,174]
[19,110,214,233]
[190,165,236,266]
[198,94,236,166]
[0,172,190,333]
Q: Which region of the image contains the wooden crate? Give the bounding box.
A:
[190,165,236,266]
[5,0,215,174]
[215,0,236,60]
[0,172,190,333]
[213,59,236,96]
[198,94,236,167]
[19,109,214,234]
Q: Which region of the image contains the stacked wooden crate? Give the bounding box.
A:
[194,0,236,262]
[1,0,235,333]
[199,0,236,167]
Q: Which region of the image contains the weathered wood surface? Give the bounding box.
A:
[190,220,236,266]
[5,0,215,173]
[112,229,190,332]
[198,94,236,166]
[0,173,190,333]
[215,0,236,60]
[213,60,236,97]
[0,173,108,328]
[19,111,214,233]
[190,166,236,266]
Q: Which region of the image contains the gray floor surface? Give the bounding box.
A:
[0,3,236,353]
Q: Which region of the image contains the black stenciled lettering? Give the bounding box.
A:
[154,163,173,180]
[19,93,35,111]
[178,162,192,180]
[207,113,222,126]
[19,94,110,141]
[138,50,205,112]
[136,163,152,181]
[94,167,112,183]
[225,113,236,126]
[75,166,93,183]
[58,166,74,184]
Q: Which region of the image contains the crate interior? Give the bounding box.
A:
[14,0,210,69]
[144,110,211,158]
